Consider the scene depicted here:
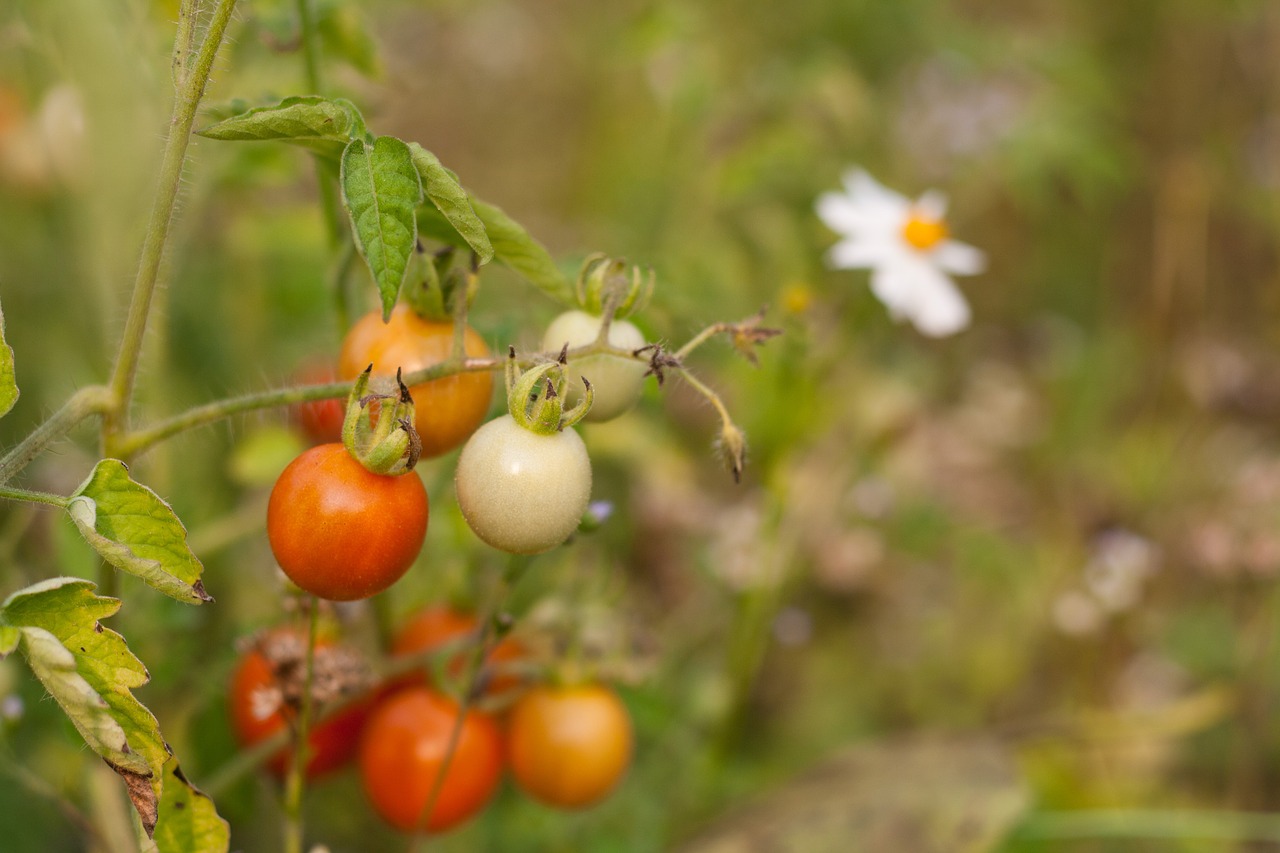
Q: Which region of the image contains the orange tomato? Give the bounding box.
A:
[338,306,493,458]
[359,688,503,832]
[507,683,632,809]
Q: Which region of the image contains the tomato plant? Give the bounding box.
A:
[227,628,370,779]
[508,683,633,809]
[338,305,494,458]
[267,443,428,600]
[542,310,648,422]
[359,687,504,833]
[390,605,526,696]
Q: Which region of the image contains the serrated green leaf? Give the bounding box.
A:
[407,143,493,263]
[419,198,573,304]
[1,577,174,835]
[149,758,230,853]
[341,136,423,319]
[197,96,365,160]
[0,300,17,419]
[67,460,210,605]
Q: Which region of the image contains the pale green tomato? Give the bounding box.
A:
[542,310,647,422]
[454,415,592,555]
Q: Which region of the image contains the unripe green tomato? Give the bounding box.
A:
[454,415,592,555]
[542,310,647,422]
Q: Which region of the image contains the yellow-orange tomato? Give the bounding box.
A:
[338,306,493,458]
[508,683,632,809]
[267,443,428,601]
[227,628,371,779]
[359,688,503,833]
[390,606,525,696]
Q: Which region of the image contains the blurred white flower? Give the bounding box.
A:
[816,169,985,337]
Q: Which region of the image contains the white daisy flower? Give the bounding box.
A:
[816,168,986,337]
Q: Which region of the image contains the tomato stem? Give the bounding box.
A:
[282,598,320,853]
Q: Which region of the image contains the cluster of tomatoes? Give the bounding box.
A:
[239,283,648,833]
[230,608,633,832]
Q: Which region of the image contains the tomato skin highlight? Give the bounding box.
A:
[454,414,592,555]
[389,605,525,696]
[359,687,504,833]
[227,629,371,779]
[338,305,493,458]
[508,683,632,809]
[267,443,428,601]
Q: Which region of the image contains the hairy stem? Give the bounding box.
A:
[282,600,319,853]
[0,385,113,485]
[0,486,69,508]
[102,0,239,454]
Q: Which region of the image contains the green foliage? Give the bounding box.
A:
[0,579,227,849]
[0,300,17,420]
[197,96,366,159]
[148,758,230,853]
[340,136,423,320]
[66,461,210,605]
[408,143,493,264]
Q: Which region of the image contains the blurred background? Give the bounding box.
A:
[2,0,1280,850]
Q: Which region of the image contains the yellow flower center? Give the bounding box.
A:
[901,212,948,252]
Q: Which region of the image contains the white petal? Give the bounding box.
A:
[868,261,918,321]
[816,191,874,236]
[842,168,910,220]
[827,238,891,270]
[904,260,971,337]
[933,240,986,276]
[914,189,949,220]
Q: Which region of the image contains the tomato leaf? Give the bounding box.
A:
[1,580,151,835]
[341,136,423,320]
[66,460,211,605]
[146,758,230,853]
[197,96,366,159]
[0,624,18,656]
[407,143,493,263]
[0,299,18,419]
[418,199,573,304]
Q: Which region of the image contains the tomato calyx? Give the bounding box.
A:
[341,365,422,475]
[574,253,653,319]
[505,346,593,434]
[402,244,479,323]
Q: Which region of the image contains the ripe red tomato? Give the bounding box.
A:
[292,361,345,445]
[227,628,370,779]
[338,306,493,458]
[359,687,503,833]
[390,606,525,696]
[508,683,632,809]
[267,443,428,601]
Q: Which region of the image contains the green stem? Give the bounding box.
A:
[674,322,731,362]
[282,600,319,853]
[0,385,113,485]
[295,0,344,249]
[102,0,239,454]
[405,556,527,853]
[171,0,199,87]
[1013,809,1280,842]
[0,486,69,508]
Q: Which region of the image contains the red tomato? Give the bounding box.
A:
[338,306,493,458]
[359,687,504,833]
[508,683,632,809]
[227,628,370,779]
[267,443,428,601]
[390,606,525,696]
[292,362,345,445]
